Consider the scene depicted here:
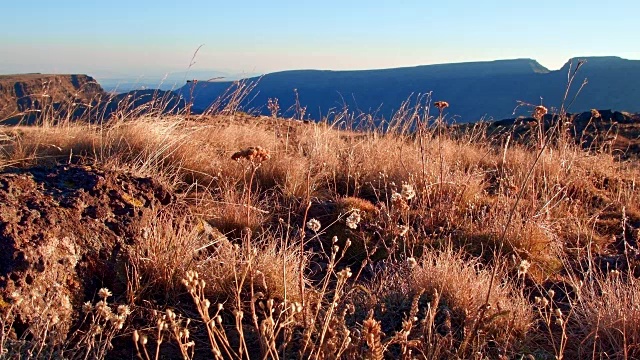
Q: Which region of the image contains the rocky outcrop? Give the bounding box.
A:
[478,109,640,157]
[0,164,175,341]
[0,74,105,123]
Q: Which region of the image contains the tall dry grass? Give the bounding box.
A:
[1,83,640,359]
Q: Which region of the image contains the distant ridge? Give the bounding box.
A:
[178,57,640,123]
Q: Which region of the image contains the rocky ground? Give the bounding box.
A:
[0,164,175,350]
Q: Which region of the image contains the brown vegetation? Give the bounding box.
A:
[1,93,640,359]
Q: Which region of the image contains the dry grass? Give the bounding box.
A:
[2,92,640,359]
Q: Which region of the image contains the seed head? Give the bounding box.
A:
[533,105,548,119]
[434,101,449,110]
[98,288,112,300]
[231,146,271,163]
[401,184,416,200]
[117,305,131,316]
[517,259,531,277]
[345,209,362,229]
[306,218,321,232]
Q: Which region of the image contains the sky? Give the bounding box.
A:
[1,0,639,80]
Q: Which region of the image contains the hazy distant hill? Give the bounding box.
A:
[178,57,640,123]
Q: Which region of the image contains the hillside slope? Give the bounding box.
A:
[0,74,188,124]
[0,74,104,123]
[179,56,640,122]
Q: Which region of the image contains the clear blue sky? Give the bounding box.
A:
[1,0,638,79]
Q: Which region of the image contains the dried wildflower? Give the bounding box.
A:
[554,308,563,318]
[306,218,321,232]
[397,225,409,237]
[110,315,126,330]
[267,98,280,117]
[591,109,601,118]
[117,305,131,316]
[391,192,409,211]
[401,183,416,200]
[82,301,93,313]
[535,296,549,307]
[338,268,352,279]
[407,257,417,269]
[95,300,113,318]
[609,269,621,276]
[517,259,531,277]
[98,287,112,300]
[362,317,384,360]
[345,209,362,229]
[9,291,23,306]
[231,146,271,162]
[434,101,449,110]
[345,239,352,248]
[532,105,548,119]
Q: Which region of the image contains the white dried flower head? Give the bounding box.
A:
[547,290,555,298]
[517,259,531,277]
[338,268,352,279]
[391,192,402,202]
[555,317,564,326]
[95,300,112,318]
[345,209,361,229]
[82,301,93,313]
[117,305,131,316]
[401,184,416,200]
[98,288,112,300]
[306,218,321,232]
[110,315,125,329]
[407,257,417,269]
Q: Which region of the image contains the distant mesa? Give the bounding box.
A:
[1,56,639,125]
[176,56,640,123]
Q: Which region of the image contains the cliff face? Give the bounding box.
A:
[0,74,105,122]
